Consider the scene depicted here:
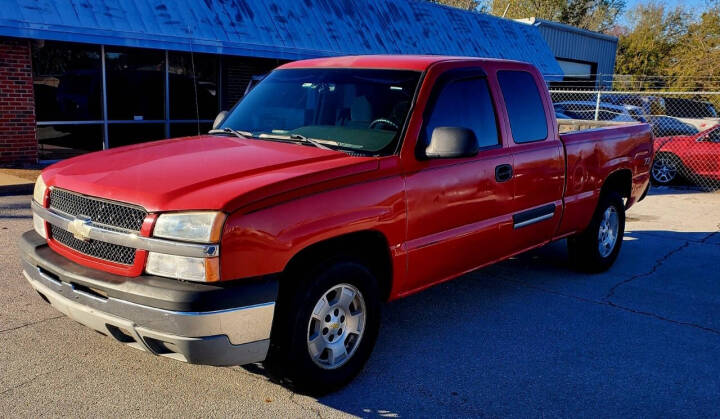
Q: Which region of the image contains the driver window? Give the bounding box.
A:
[423,78,499,149]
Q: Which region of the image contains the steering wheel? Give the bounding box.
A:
[369,118,399,130]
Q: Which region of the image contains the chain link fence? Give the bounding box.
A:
[550,90,720,190]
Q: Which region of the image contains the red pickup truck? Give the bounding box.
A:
[21,55,653,393]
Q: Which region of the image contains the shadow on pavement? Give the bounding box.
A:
[306,230,719,416]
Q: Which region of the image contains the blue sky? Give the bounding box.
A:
[625,0,708,10]
[620,0,710,26]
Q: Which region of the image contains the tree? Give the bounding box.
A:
[429,0,625,31]
[560,0,626,32]
[665,4,720,92]
[429,0,485,11]
[613,3,689,89]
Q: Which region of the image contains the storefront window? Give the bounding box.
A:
[31,41,103,121]
[37,124,103,160]
[170,122,212,138]
[169,52,219,120]
[105,47,165,120]
[108,124,166,148]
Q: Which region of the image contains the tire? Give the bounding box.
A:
[567,192,625,273]
[651,153,680,185]
[264,260,381,395]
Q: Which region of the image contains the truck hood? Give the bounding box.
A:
[42,135,379,212]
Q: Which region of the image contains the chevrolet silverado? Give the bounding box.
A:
[20,55,653,393]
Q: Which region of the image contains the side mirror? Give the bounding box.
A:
[424,127,479,159]
[212,110,229,130]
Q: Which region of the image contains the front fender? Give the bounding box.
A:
[219,176,407,281]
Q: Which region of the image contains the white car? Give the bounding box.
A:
[554,101,646,123]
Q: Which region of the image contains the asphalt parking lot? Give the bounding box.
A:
[1,188,719,418]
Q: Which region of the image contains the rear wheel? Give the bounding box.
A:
[651,153,680,185]
[567,192,625,272]
[265,260,380,395]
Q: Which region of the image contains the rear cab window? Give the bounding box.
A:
[423,76,499,150]
[497,71,548,143]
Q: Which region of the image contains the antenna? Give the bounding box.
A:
[188,24,200,136]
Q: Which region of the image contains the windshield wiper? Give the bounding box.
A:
[257,133,334,150]
[289,134,333,150]
[208,127,254,139]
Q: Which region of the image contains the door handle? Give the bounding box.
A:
[495,164,513,182]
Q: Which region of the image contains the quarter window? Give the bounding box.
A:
[498,71,548,143]
[424,78,499,149]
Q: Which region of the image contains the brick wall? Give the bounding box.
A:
[0,38,37,166]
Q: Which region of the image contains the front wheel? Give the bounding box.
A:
[567,192,625,272]
[265,261,381,395]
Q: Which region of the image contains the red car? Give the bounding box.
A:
[21,56,652,393]
[652,125,720,184]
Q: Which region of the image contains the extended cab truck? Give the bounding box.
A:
[20,56,653,393]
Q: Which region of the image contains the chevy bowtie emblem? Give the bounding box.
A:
[68,216,93,241]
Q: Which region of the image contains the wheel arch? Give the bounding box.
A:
[283,230,394,302]
[601,168,633,203]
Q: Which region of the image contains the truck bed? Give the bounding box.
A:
[555,121,654,237]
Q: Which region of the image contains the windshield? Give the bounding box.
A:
[219,69,421,154]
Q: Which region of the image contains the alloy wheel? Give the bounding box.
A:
[306,283,366,370]
[598,206,619,258]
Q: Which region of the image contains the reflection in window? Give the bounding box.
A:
[37,124,103,160]
[424,78,498,148]
[108,124,165,148]
[169,53,219,120]
[105,48,165,120]
[498,71,548,143]
[31,41,102,121]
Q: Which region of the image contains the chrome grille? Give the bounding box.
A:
[50,225,137,265]
[48,188,147,266]
[49,188,146,232]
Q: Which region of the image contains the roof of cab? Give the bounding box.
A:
[277,55,524,72]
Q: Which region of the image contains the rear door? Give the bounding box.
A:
[495,69,565,254]
[403,66,514,292]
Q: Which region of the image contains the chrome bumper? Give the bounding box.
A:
[20,231,277,366]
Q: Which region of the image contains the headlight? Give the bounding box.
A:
[33,175,47,205]
[145,253,220,282]
[153,211,226,243]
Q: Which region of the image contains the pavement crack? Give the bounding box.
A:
[0,367,64,396]
[500,278,720,336]
[0,315,64,334]
[289,392,323,418]
[604,241,690,302]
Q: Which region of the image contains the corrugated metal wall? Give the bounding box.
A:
[522,19,617,87]
[0,0,562,78]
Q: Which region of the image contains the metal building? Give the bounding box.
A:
[517,17,618,89]
[0,0,562,164]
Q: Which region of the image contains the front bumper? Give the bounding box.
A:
[19,230,278,366]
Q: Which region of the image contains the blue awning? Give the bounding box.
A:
[0,0,562,79]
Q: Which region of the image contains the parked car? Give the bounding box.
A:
[664,97,719,132]
[553,101,647,122]
[652,124,720,184]
[647,115,700,137]
[602,93,666,116]
[21,56,653,394]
